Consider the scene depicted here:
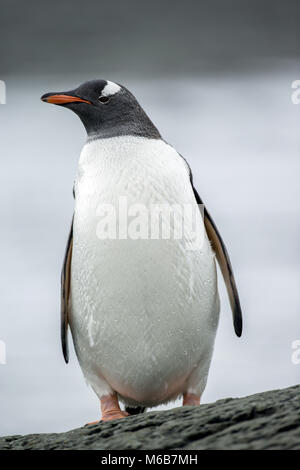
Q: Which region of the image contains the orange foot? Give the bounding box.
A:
[86,392,130,425]
[101,410,129,422]
[183,392,200,406]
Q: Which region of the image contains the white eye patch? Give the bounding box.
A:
[101,81,121,97]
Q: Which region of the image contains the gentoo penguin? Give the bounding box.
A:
[41,80,242,422]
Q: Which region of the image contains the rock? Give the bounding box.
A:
[1,385,300,450]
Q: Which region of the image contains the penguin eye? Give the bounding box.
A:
[98,96,110,104]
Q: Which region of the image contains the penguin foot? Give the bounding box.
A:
[100,392,129,422]
[85,393,130,425]
[183,392,200,406]
[101,410,130,422]
[85,410,129,425]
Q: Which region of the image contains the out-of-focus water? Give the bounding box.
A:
[0,70,299,435]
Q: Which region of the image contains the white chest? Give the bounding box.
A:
[75,136,193,209]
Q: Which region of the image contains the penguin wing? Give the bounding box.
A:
[190,177,243,337]
[61,216,73,363]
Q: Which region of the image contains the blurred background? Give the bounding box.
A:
[0,0,299,436]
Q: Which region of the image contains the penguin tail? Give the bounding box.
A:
[125,406,146,415]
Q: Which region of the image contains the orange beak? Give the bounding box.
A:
[41,94,92,105]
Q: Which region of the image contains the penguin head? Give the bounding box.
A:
[41,79,160,140]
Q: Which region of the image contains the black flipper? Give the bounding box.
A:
[61,216,73,363]
[191,180,243,337]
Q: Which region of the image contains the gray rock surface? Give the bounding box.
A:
[1,385,300,450]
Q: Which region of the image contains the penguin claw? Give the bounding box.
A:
[85,420,100,426]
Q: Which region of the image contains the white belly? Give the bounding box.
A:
[69,136,219,405]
